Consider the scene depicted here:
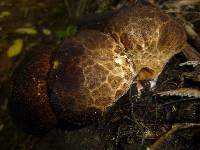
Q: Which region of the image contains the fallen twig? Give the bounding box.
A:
[149,123,200,150]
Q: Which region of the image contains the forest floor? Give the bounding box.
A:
[0,0,200,150]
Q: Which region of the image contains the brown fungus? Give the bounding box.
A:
[107,4,186,81]
[9,4,187,134]
[10,49,57,134]
[48,30,134,129]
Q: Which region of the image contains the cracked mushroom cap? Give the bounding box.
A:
[48,30,134,128]
[107,4,187,80]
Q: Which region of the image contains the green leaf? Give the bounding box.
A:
[65,25,77,38]
[55,30,66,40]
[7,39,23,58]
[55,25,77,40]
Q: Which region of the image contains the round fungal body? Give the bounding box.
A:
[107,5,186,80]
[48,30,134,128]
[10,4,187,134]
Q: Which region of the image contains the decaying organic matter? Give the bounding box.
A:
[156,43,200,98]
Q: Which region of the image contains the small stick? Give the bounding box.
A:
[149,123,200,150]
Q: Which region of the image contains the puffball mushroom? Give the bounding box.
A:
[107,4,187,81]
[10,49,57,134]
[48,30,134,128]
[10,30,134,134]
[9,4,187,134]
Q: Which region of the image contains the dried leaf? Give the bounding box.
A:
[42,28,51,35]
[156,88,200,98]
[0,11,11,18]
[16,27,37,35]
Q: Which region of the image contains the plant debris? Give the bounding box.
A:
[7,39,23,58]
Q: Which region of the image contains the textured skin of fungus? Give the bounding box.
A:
[10,4,188,134]
[107,4,187,80]
[48,30,134,128]
[10,49,57,134]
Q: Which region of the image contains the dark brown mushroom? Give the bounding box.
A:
[48,30,134,129]
[9,4,188,134]
[9,49,57,134]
